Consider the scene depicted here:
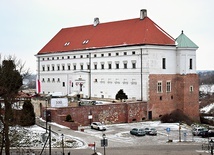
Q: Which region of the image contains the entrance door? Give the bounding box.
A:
[148,111,152,120]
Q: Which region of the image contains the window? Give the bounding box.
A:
[67,56,70,59]
[108,53,111,56]
[57,65,60,71]
[124,52,127,55]
[189,59,193,69]
[73,64,76,70]
[73,56,76,59]
[94,79,98,82]
[67,64,71,70]
[62,65,65,71]
[108,63,112,69]
[94,54,97,57]
[132,62,136,69]
[162,58,166,69]
[47,66,50,71]
[80,64,83,70]
[42,58,45,61]
[124,63,127,69]
[101,54,104,57]
[42,78,45,82]
[157,81,162,93]
[42,66,45,71]
[47,78,50,82]
[57,57,59,60]
[87,64,90,70]
[166,81,171,92]
[94,64,97,70]
[80,55,83,58]
[47,57,49,60]
[116,63,119,69]
[116,53,119,56]
[101,64,104,69]
[62,56,64,59]
[132,51,135,55]
[52,57,54,60]
[57,78,60,82]
[52,65,55,71]
[190,86,194,92]
[62,82,65,87]
[52,78,55,82]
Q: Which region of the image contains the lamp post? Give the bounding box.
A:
[61,134,65,155]
[210,139,214,155]
[101,133,108,155]
[45,98,48,133]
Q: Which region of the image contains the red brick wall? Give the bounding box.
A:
[42,102,147,129]
[149,74,199,121]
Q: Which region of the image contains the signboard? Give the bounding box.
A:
[166,127,170,133]
[101,139,108,147]
[51,98,68,107]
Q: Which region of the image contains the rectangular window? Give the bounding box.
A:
[52,78,55,82]
[80,55,83,58]
[67,56,70,59]
[190,86,194,92]
[62,65,65,71]
[42,66,45,71]
[73,56,76,59]
[80,64,83,70]
[73,65,76,70]
[189,59,193,69]
[108,63,112,69]
[94,54,97,57]
[157,81,162,93]
[87,64,90,70]
[94,64,97,70]
[67,65,70,70]
[62,82,65,87]
[108,53,111,56]
[52,65,55,71]
[57,78,60,82]
[57,65,60,71]
[101,54,104,57]
[124,63,127,69]
[162,58,166,69]
[116,53,119,56]
[47,66,50,71]
[132,51,135,55]
[101,64,104,69]
[116,63,119,69]
[124,52,127,55]
[166,81,171,92]
[132,62,136,69]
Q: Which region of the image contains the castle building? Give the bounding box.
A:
[35,9,199,121]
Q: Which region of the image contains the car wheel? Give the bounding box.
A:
[98,127,100,130]
[91,126,93,129]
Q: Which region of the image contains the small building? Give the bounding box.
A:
[35,9,199,121]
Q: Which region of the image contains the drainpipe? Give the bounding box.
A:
[89,53,91,99]
[141,48,143,101]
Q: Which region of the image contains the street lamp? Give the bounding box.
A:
[210,139,214,155]
[45,98,48,133]
[101,133,108,155]
[61,134,65,155]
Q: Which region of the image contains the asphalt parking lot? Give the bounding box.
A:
[79,121,208,147]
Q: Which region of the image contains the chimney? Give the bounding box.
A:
[140,9,147,20]
[93,17,100,27]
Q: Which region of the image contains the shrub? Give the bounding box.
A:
[160,109,193,125]
[65,114,74,122]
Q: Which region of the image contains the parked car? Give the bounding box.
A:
[192,127,208,136]
[144,128,157,136]
[130,128,146,136]
[201,130,214,138]
[91,122,106,131]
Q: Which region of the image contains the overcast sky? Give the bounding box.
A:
[0,0,213,73]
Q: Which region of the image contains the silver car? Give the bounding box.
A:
[91,122,106,131]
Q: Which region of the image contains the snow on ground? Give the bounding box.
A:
[200,84,214,93]
[200,103,214,113]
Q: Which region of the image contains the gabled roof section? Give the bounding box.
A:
[176,30,198,48]
[38,16,175,55]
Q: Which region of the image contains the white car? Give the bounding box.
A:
[91,122,106,131]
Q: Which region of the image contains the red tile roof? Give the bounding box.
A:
[38,17,175,55]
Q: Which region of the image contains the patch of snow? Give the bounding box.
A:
[200,103,214,113]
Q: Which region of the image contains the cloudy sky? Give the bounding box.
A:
[0,0,213,73]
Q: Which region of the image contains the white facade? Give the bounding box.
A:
[36,44,197,101]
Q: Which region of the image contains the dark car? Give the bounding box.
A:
[201,130,214,138]
[130,128,146,136]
